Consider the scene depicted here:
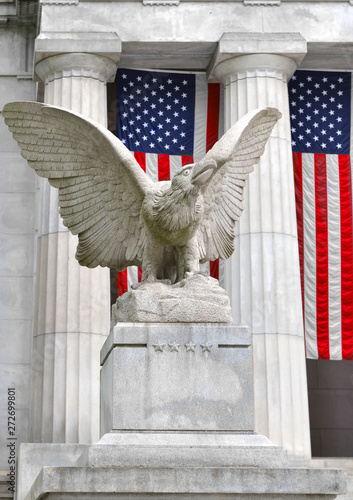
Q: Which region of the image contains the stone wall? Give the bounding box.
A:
[0,23,37,471]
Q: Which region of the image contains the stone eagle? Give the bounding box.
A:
[3,102,280,283]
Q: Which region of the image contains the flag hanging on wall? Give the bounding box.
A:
[289,69,353,360]
[115,68,223,296]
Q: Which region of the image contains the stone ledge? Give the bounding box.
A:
[26,465,346,499]
[78,432,288,468]
[101,323,251,365]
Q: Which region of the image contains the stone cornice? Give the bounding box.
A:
[35,52,118,83]
[34,31,121,69]
[208,32,307,81]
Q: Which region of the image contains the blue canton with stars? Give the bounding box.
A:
[116,68,196,155]
[288,70,351,155]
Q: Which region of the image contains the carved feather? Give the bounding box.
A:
[3,101,153,269]
[3,101,280,280]
[196,107,281,262]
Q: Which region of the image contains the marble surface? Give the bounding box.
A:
[100,323,254,434]
[25,464,346,500]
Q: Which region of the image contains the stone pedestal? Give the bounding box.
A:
[18,322,346,500]
[100,323,252,434]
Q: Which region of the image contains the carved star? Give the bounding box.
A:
[185,341,197,352]
[168,342,180,352]
[200,342,213,352]
[152,343,165,352]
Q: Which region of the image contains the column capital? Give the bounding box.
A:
[35,53,118,85]
[34,32,121,83]
[208,32,307,83]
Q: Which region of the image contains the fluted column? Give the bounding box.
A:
[211,34,311,458]
[30,53,118,443]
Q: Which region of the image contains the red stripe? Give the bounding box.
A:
[116,152,145,296]
[210,260,219,280]
[206,83,221,278]
[292,152,305,330]
[117,269,128,296]
[314,154,330,359]
[339,155,353,359]
[182,156,193,166]
[158,154,170,181]
[206,83,221,152]
[138,267,143,283]
[134,151,146,172]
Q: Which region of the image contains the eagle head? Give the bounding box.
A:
[171,161,217,192]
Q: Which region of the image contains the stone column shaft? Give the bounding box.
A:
[31,53,117,443]
[211,35,311,458]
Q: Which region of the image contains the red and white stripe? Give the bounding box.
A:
[117,75,223,295]
[293,151,353,360]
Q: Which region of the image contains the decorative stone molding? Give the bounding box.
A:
[16,74,33,80]
[208,32,307,82]
[214,54,298,85]
[34,32,121,78]
[151,342,213,352]
[143,0,179,5]
[40,0,78,4]
[35,53,117,84]
[243,0,280,5]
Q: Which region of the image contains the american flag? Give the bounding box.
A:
[289,70,353,360]
[115,68,223,295]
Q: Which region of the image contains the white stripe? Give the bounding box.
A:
[145,153,159,182]
[326,155,342,360]
[200,261,210,276]
[218,259,225,288]
[193,73,207,162]
[302,153,318,359]
[170,156,183,179]
[219,84,225,138]
[127,266,138,290]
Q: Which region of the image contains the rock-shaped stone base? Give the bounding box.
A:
[112,274,233,323]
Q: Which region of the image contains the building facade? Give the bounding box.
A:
[1,0,353,497]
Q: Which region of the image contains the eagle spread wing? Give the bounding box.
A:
[194,107,281,262]
[3,101,154,270]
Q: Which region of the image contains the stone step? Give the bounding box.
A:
[25,464,346,500]
[78,432,288,468]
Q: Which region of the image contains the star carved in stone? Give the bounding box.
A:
[185,341,197,352]
[200,342,213,353]
[168,342,181,352]
[152,343,165,352]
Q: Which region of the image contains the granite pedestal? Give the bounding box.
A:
[19,322,346,500]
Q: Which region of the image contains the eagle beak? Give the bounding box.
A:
[191,160,217,186]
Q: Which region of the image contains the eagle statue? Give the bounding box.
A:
[3,102,281,284]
